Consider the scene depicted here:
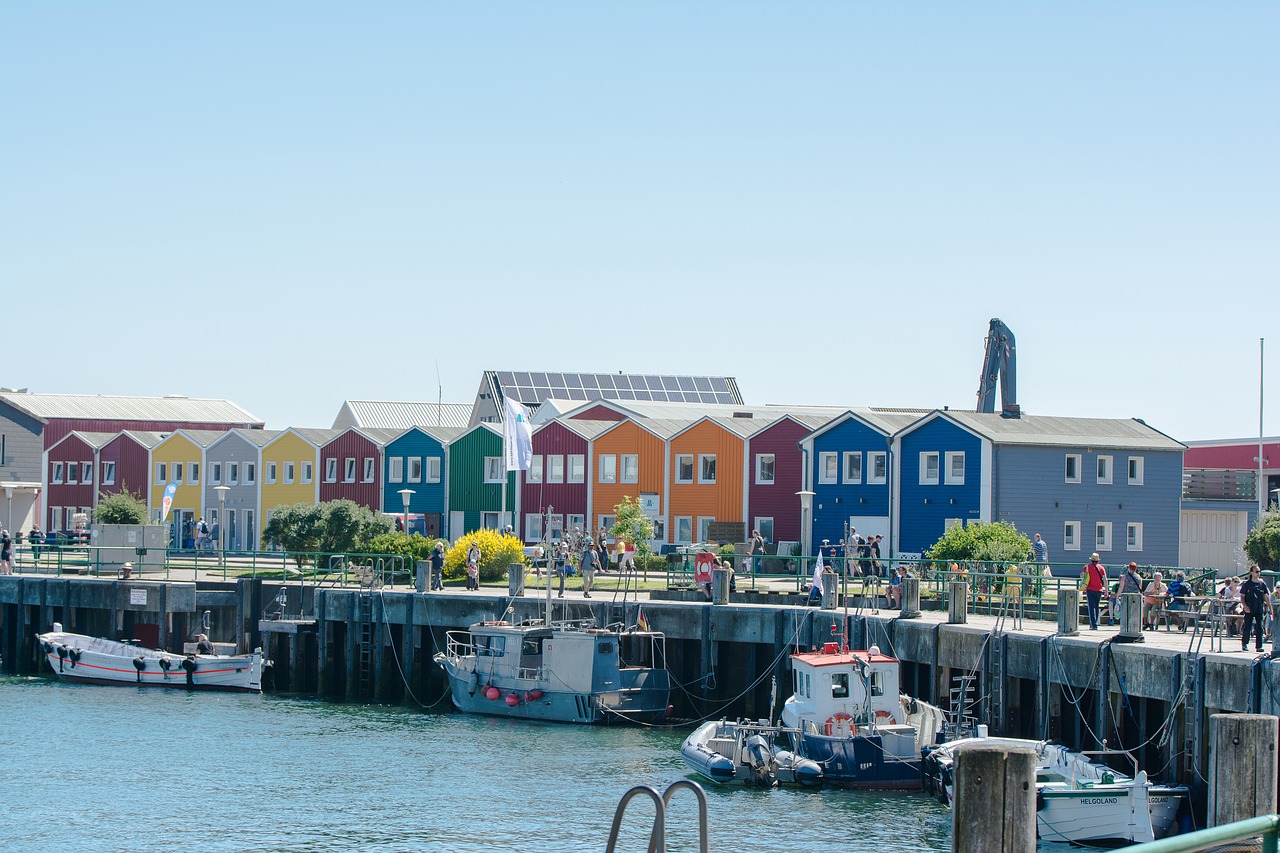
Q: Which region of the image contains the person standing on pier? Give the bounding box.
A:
[430,541,446,590]
[1032,533,1048,564]
[746,529,765,574]
[465,541,481,591]
[0,529,12,574]
[1240,565,1272,652]
[1082,553,1107,630]
[580,542,598,598]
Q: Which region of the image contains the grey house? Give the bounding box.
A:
[204,429,281,552]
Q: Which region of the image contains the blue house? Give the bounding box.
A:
[801,409,921,553]
[381,425,461,540]
[893,412,1185,567]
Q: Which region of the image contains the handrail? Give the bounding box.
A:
[1121,814,1279,853]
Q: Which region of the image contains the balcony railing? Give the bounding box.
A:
[1183,468,1257,501]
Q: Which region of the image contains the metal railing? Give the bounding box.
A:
[1123,814,1278,853]
[1184,467,1258,501]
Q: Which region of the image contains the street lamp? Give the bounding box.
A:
[398,489,415,533]
[214,485,230,576]
[796,490,815,563]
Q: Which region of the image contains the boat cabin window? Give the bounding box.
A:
[475,635,506,657]
[831,672,849,699]
[869,670,884,696]
[804,672,811,698]
[522,637,544,657]
[596,642,615,655]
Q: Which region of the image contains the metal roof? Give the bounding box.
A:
[230,428,284,448]
[161,429,229,448]
[0,392,262,424]
[920,412,1186,450]
[485,371,744,409]
[118,431,168,448]
[553,398,851,423]
[333,400,473,431]
[51,431,119,450]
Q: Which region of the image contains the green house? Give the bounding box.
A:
[446,423,518,538]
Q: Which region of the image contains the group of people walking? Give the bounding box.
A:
[1080,554,1275,651]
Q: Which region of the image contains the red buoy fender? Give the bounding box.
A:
[506,693,519,707]
[485,686,501,700]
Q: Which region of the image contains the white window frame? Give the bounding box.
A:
[1064,521,1080,551]
[675,454,694,484]
[621,454,639,484]
[159,464,168,485]
[408,457,422,483]
[818,452,838,485]
[188,462,199,485]
[566,513,585,535]
[755,453,775,485]
[156,462,167,483]
[424,457,441,483]
[484,457,503,483]
[547,455,564,484]
[1065,454,1082,484]
[301,461,313,484]
[753,517,774,544]
[697,516,715,542]
[388,457,404,484]
[284,462,295,484]
[945,451,965,486]
[266,462,277,484]
[362,458,375,483]
[244,462,256,486]
[101,461,116,486]
[228,462,239,486]
[343,458,356,483]
[675,516,693,544]
[1097,455,1113,485]
[1127,522,1144,551]
[210,462,221,485]
[1096,521,1113,552]
[52,462,64,484]
[1128,456,1145,485]
[525,513,543,543]
[324,458,337,483]
[869,451,887,485]
[698,455,717,484]
[598,454,617,484]
[843,452,862,485]
[81,462,93,485]
[528,455,543,484]
[568,454,585,484]
[597,514,616,536]
[920,452,940,486]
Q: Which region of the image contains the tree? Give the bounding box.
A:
[442,529,526,582]
[610,495,655,577]
[94,490,149,525]
[1245,510,1280,570]
[263,500,394,565]
[924,520,1032,565]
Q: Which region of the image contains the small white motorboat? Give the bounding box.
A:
[36,629,267,693]
[681,719,823,788]
[922,736,1190,845]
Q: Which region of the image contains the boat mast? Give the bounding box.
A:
[544,504,553,626]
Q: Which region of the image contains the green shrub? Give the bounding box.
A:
[1245,510,1280,570]
[924,520,1031,565]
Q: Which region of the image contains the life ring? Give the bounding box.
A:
[875,709,894,725]
[824,712,856,737]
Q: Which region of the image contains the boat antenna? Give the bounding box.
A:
[543,504,554,627]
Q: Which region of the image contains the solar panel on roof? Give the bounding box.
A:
[678,377,696,391]
[564,375,583,388]
[616,390,634,400]
[682,391,701,402]
[633,390,652,401]
[531,372,547,386]
[644,375,661,390]
[662,376,680,390]
[596,375,615,390]
[615,376,632,390]
[497,371,515,385]
[568,389,587,400]
[698,392,719,404]
[694,377,712,392]
[716,392,735,403]
[516,386,536,402]
[515,372,531,386]
[533,386,551,399]
[709,377,729,392]
[547,373,564,388]
[581,374,599,389]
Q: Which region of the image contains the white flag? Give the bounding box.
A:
[811,549,825,593]
[503,396,534,471]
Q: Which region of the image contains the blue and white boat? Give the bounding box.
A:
[434,618,671,724]
[681,719,823,788]
[780,643,946,788]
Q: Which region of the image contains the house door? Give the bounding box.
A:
[449,511,465,539]
[1179,510,1248,573]
[176,510,194,549]
[228,510,239,551]
[245,509,256,551]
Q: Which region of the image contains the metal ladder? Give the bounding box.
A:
[356,591,374,696]
[944,674,979,742]
[605,780,709,853]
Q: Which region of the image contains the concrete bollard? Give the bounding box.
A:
[1208,713,1279,827]
[820,570,838,610]
[952,743,1037,853]
[1057,588,1079,635]
[508,563,525,597]
[1115,591,1144,643]
[415,560,429,593]
[949,582,969,624]
[711,567,731,604]
[901,577,920,618]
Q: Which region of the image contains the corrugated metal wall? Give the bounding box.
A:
[319,430,383,510]
[521,422,587,536]
[668,420,744,531]
[592,421,666,533]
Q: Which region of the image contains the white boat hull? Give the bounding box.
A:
[37,632,265,693]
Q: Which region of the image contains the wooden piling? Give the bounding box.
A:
[1208,713,1279,827]
[1057,588,1079,635]
[949,582,968,624]
[951,743,1036,853]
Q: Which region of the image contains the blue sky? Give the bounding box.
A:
[2,2,1275,441]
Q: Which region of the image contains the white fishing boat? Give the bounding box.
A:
[681,719,822,788]
[779,642,947,788]
[36,629,266,693]
[922,736,1190,845]
[434,617,671,724]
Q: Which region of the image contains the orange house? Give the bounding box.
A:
[589,419,672,544]
[667,417,755,545]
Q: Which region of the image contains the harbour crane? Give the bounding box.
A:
[975,318,1021,418]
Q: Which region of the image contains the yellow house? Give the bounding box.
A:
[259,428,336,542]
[149,429,227,549]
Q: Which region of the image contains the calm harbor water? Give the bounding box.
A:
[0,676,1078,852]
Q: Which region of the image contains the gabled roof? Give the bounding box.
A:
[387,425,465,446]
[232,428,284,448]
[551,398,848,423]
[116,430,168,449]
[0,391,261,425]
[899,411,1186,451]
[266,428,340,451]
[446,422,503,447]
[332,400,473,431]
[801,408,925,445]
[48,431,119,452]
[157,429,228,449]
[535,419,618,442]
